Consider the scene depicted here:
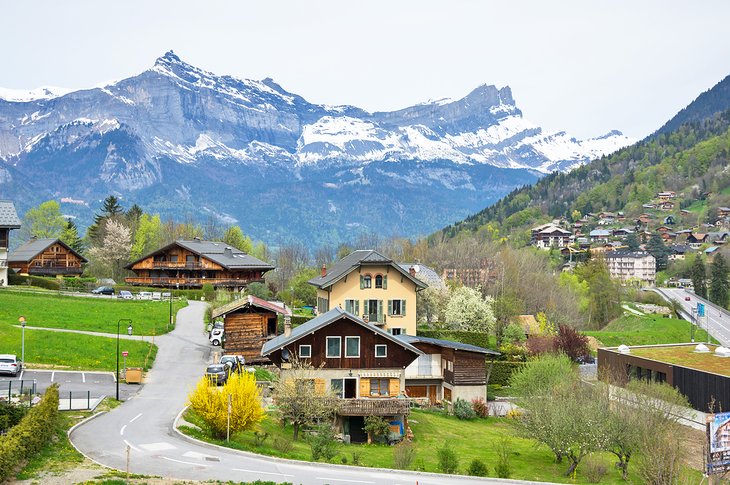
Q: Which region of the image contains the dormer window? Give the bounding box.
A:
[361,274,372,289]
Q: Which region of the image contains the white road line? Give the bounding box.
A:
[18,370,23,381]
[120,425,127,436]
[123,439,142,452]
[51,371,55,382]
[232,468,294,477]
[82,372,85,383]
[162,456,210,467]
[129,413,143,423]
[315,478,374,484]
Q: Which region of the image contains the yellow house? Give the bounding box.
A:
[308,250,427,335]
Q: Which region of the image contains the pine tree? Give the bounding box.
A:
[709,254,730,308]
[86,195,125,245]
[646,234,670,270]
[625,232,640,250]
[691,255,708,299]
[60,219,84,253]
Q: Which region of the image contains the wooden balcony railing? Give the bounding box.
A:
[152,261,203,269]
[125,277,261,287]
[338,398,411,416]
[29,266,83,275]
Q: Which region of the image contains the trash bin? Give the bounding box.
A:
[125,367,143,384]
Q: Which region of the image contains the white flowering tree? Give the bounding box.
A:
[445,286,495,333]
[87,219,132,281]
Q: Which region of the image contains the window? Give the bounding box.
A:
[375,344,387,358]
[326,337,341,358]
[370,378,390,396]
[363,300,383,323]
[345,336,360,358]
[331,379,344,398]
[317,297,329,314]
[388,299,406,316]
[389,328,403,336]
[375,275,383,288]
[344,299,359,316]
[361,274,372,289]
[299,345,312,358]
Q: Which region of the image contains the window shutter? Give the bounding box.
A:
[355,300,359,316]
[387,300,393,316]
[377,300,383,323]
[315,378,325,395]
[383,275,387,289]
[360,275,364,289]
[402,299,406,316]
[363,300,369,317]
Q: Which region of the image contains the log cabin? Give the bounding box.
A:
[0,200,22,287]
[125,239,274,289]
[262,307,423,443]
[8,238,87,277]
[211,295,292,364]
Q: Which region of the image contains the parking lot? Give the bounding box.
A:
[0,369,140,401]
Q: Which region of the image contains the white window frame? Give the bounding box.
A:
[375,344,387,358]
[344,336,361,358]
[298,344,312,358]
[326,336,341,358]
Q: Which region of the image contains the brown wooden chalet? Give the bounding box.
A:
[8,238,87,276]
[262,307,423,442]
[211,295,292,364]
[124,239,273,289]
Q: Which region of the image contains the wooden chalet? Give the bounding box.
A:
[124,239,273,289]
[8,238,86,276]
[211,295,291,363]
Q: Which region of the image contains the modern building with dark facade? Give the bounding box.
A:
[598,343,730,412]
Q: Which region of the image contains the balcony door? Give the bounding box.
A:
[344,378,357,399]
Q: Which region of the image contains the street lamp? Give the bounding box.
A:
[18,316,26,363]
[116,319,133,401]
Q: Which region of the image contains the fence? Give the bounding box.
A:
[0,380,36,402]
[58,391,97,411]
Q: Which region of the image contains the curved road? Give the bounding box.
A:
[71,301,541,485]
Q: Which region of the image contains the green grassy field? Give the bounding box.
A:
[182,409,650,484]
[0,290,186,336]
[586,314,715,347]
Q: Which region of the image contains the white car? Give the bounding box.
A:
[0,354,22,377]
[138,291,153,300]
[118,290,134,300]
[209,328,224,346]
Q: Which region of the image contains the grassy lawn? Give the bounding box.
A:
[0,320,157,371]
[586,315,715,347]
[182,409,647,484]
[631,344,730,376]
[0,290,186,336]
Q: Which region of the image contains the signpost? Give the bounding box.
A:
[121,350,128,379]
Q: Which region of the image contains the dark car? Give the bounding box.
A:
[220,355,245,373]
[685,296,691,301]
[91,286,115,295]
[205,364,229,385]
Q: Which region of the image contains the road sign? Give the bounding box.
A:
[122,351,129,357]
[698,303,705,317]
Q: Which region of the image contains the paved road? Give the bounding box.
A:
[11,324,154,341]
[70,301,543,485]
[655,287,730,346]
[0,369,139,402]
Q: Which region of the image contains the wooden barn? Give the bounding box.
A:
[211,295,292,363]
[8,238,87,277]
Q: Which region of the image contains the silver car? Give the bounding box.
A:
[0,354,22,377]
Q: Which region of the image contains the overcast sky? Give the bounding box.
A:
[3,1,730,139]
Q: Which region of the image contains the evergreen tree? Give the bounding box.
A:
[709,254,730,308]
[86,195,125,245]
[60,219,84,253]
[101,195,124,217]
[646,234,670,270]
[625,232,640,250]
[691,255,708,299]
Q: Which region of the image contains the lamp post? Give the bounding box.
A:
[168,282,173,329]
[116,319,133,401]
[18,316,26,363]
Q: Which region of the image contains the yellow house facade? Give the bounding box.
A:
[308,250,427,335]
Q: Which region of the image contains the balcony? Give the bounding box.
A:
[125,276,262,288]
[152,261,203,270]
[338,398,411,416]
[28,265,83,276]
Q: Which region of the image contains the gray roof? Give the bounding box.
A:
[589,229,611,237]
[396,334,500,356]
[397,263,446,291]
[605,250,654,259]
[261,306,423,356]
[126,239,274,270]
[9,238,87,263]
[0,200,21,229]
[308,250,427,290]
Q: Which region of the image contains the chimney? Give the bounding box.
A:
[409,265,417,277]
[284,316,292,337]
[321,264,327,277]
[224,247,233,257]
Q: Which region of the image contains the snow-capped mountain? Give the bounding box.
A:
[0,51,633,246]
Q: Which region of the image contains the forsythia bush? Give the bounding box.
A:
[0,384,60,481]
[188,372,264,439]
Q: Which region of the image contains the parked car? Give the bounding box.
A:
[118,290,134,300]
[209,327,224,346]
[220,355,245,373]
[207,321,223,339]
[91,286,115,295]
[0,354,22,377]
[205,364,229,385]
[138,291,153,300]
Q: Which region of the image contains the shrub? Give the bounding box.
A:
[309,425,338,462]
[253,430,269,446]
[272,436,293,453]
[503,322,527,343]
[494,437,512,478]
[584,457,608,483]
[453,398,476,420]
[471,397,489,418]
[351,451,362,466]
[489,361,527,386]
[393,440,416,470]
[437,442,459,474]
[364,415,390,442]
[555,325,590,361]
[201,283,215,301]
[0,401,28,433]
[526,335,556,356]
[468,458,489,477]
[340,455,348,464]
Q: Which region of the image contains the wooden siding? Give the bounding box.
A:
[454,351,487,385]
[130,249,224,271]
[269,317,419,369]
[10,243,84,276]
[222,309,278,364]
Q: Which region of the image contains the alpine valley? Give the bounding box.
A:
[0,51,633,246]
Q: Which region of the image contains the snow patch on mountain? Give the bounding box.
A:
[0,86,74,102]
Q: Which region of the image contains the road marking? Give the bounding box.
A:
[82,372,86,383]
[232,468,293,477]
[120,425,127,436]
[123,439,142,452]
[18,370,23,381]
[129,413,143,423]
[315,478,374,484]
[162,456,210,467]
[139,442,176,451]
[51,371,55,382]
[183,451,219,461]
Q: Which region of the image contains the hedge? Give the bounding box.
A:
[8,273,62,290]
[417,329,493,350]
[0,384,60,481]
[489,361,527,386]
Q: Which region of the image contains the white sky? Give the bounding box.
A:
[2,1,730,139]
